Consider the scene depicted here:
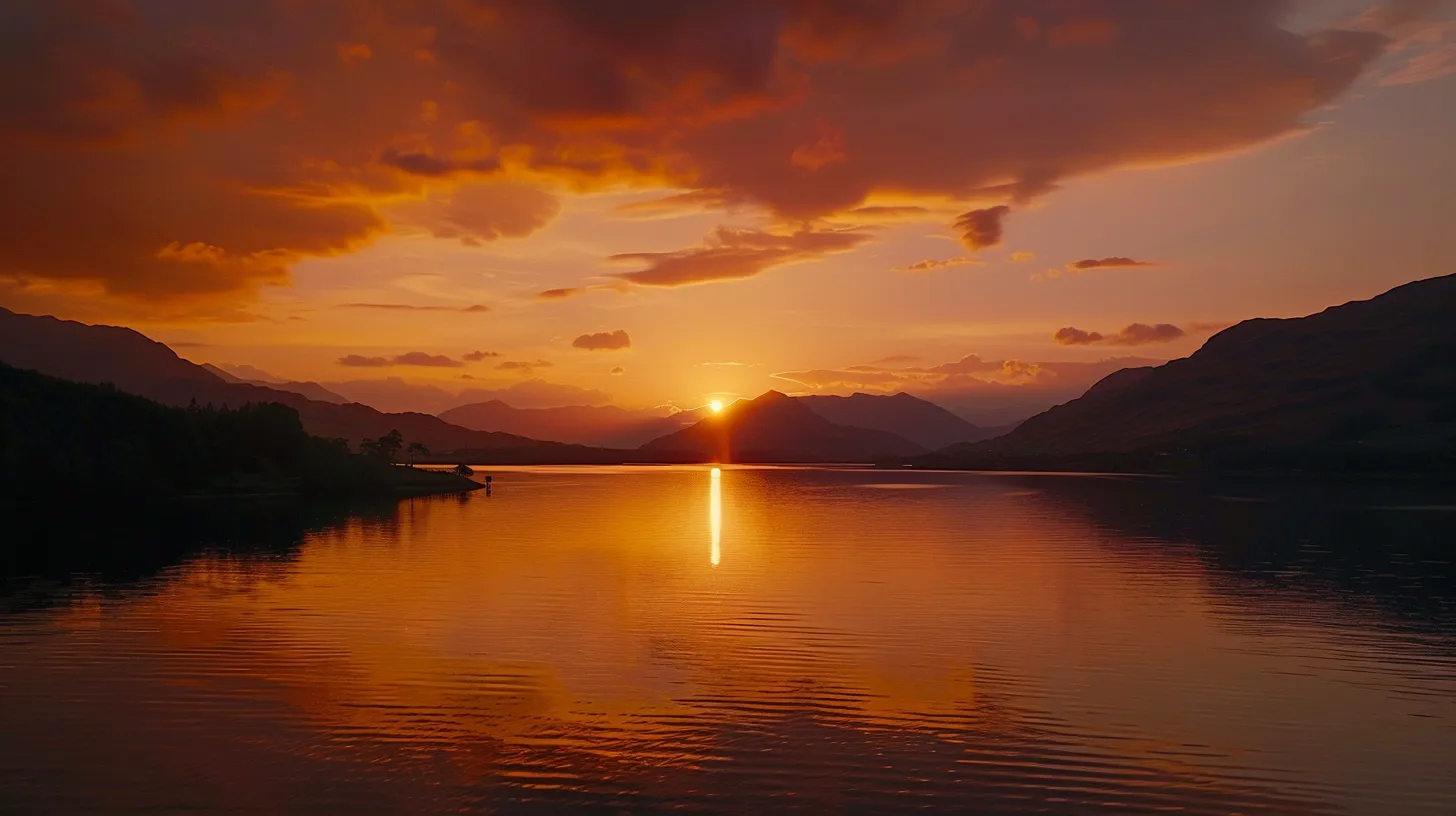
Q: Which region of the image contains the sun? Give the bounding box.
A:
[709,399,724,413]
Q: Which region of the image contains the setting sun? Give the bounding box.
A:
[710,399,724,413]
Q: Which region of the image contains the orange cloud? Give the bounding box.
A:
[790,120,848,170]
[892,257,980,273]
[572,330,631,351]
[340,303,489,313]
[537,288,584,300]
[496,359,552,372]
[954,207,1011,252]
[1054,323,1186,346]
[337,352,464,368]
[610,226,872,287]
[463,350,500,361]
[388,183,560,246]
[0,1,1390,311]
[1067,257,1161,271]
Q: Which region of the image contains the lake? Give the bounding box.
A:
[2,467,1454,814]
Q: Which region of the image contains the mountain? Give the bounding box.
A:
[798,392,1005,449]
[925,274,1456,473]
[637,391,925,463]
[440,400,708,448]
[0,308,625,463]
[0,362,478,498]
[323,377,613,415]
[202,363,350,404]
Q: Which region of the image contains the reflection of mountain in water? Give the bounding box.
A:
[0,496,451,602]
[1010,475,1456,637]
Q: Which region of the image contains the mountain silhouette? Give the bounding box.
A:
[0,308,623,463]
[441,400,708,448]
[928,274,1456,473]
[798,392,1008,449]
[202,363,350,404]
[637,391,925,463]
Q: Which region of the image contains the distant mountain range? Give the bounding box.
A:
[921,274,1456,474]
[797,392,1009,449]
[441,400,709,449]
[200,363,351,404]
[27,281,1440,475]
[637,391,927,462]
[0,307,979,464]
[0,308,621,464]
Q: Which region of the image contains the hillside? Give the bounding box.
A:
[923,274,1456,474]
[798,392,1003,449]
[0,363,479,497]
[201,363,350,404]
[637,391,925,463]
[0,308,607,462]
[440,400,707,448]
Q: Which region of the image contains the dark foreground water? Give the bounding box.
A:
[2,467,1454,814]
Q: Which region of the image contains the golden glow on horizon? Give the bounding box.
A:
[709,467,721,567]
[710,399,724,413]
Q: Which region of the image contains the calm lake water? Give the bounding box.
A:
[2,467,1454,814]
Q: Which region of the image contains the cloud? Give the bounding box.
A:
[1054,323,1187,346]
[572,329,632,351]
[496,359,553,372]
[388,182,560,246]
[954,207,1012,252]
[892,257,980,272]
[337,355,392,368]
[535,280,632,300]
[1067,257,1161,271]
[394,351,465,367]
[378,149,499,178]
[1010,251,1036,263]
[609,226,872,287]
[0,1,1390,311]
[337,351,464,367]
[463,350,500,361]
[341,303,490,312]
[1052,328,1104,346]
[610,366,625,375]
[1350,2,1456,87]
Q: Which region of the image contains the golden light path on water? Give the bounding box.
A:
[709,466,721,566]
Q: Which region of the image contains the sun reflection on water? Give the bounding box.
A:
[709,467,721,566]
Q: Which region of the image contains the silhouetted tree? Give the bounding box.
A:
[407,441,429,466]
[361,429,405,463]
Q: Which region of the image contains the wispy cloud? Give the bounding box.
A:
[892,257,980,273]
[1066,257,1160,271]
[341,302,490,313]
[609,227,873,287]
[572,330,631,351]
[337,351,464,368]
[1053,323,1186,346]
[954,206,1011,251]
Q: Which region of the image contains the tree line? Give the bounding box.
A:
[0,363,436,497]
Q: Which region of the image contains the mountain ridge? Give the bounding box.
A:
[637,391,925,463]
[921,273,1456,474]
[0,307,623,463]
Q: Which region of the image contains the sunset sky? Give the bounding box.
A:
[1,0,1453,411]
